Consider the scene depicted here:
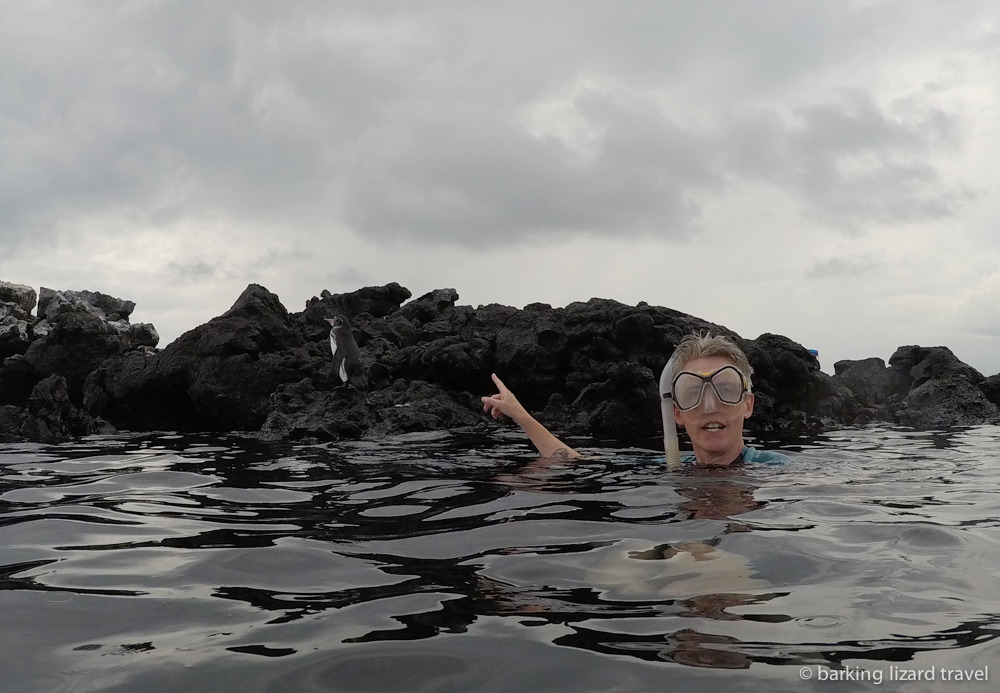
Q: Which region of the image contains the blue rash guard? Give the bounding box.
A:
[680,445,790,466]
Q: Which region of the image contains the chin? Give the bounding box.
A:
[694,435,740,453]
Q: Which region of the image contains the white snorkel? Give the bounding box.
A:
[659,352,681,471]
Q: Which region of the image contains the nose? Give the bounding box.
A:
[701,385,719,412]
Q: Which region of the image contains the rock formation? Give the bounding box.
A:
[0,285,157,441]
[2,278,998,444]
[832,346,1000,428]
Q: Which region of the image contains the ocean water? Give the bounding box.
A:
[2,426,1000,692]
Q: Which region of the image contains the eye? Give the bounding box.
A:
[717,383,740,399]
[678,381,702,400]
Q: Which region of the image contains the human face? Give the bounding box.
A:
[673,356,754,466]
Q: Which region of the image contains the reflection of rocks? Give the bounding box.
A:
[4,276,1000,443]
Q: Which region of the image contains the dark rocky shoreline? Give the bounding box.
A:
[2,279,998,445]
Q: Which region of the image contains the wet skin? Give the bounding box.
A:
[673,356,755,466]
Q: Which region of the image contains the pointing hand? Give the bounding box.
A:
[481,373,528,423]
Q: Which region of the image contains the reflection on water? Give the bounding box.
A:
[3,426,1000,691]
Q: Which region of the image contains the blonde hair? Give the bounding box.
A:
[671,332,753,391]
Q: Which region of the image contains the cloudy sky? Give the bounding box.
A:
[3,1,1000,375]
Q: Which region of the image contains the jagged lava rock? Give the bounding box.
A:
[21,291,158,403]
[0,301,34,359]
[18,375,113,443]
[260,377,481,441]
[86,284,311,432]
[833,357,910,406]
[14,278,988,444]
[0,404,24,441]
[0,355,40,406]
[0,281,37,313]
[299,283,412,342]
[889,346,1000,428]
[742,333,851,432]
[979,374,1000,407]
[38,287,136,321]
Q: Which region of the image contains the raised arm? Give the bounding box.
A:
[481,373,580,459]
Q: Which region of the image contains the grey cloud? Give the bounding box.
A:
[724,90,971,232]
[0,2,406,245]
[0,1,990,253]
[342,93,721,244]
[806,255,885,280]
[326,266,374,289]
[167,261,218,281]
[166,247,312,285]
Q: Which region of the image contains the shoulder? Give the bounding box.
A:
[741,445,791,465]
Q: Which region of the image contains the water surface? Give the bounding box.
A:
[3,426,1000,692]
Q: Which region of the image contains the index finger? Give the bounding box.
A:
[491,373,508,393]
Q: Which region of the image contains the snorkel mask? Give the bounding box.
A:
[671,366,748,411]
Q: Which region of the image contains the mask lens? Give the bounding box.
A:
[711,367,745,404]
[672,372,707,411]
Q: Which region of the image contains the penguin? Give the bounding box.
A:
[324,315,368,391]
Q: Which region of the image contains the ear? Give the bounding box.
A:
[673,404,685,428]
[743,392,755,419]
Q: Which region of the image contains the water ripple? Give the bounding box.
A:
[2,427,1000,691]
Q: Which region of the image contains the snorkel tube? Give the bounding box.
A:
[659,352,681,471]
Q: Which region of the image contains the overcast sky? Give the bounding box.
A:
[3,1,1000,375]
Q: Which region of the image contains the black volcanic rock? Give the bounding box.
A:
[0,355,42,407]
[260,378,374,441]
[298,283,412,342]
[38,288,136,322]
[260,377,482,441]
[979,374,1000,407]
[6,277,995,444]
[19,375,114,443]
[830,347,1000,428]
[0,301,33,359]
[888,346,1000,428]
[0,404,24,441]
[833,357,909,405]
[0,286,157,409]
[0,281,37,313]
[23,307,158,402]
[829,358,900,424]
[85,284,312,432]
[741,333,836,431]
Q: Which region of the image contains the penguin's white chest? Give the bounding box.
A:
[330,333,348,382]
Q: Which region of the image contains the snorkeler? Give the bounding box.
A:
[481,332,789,466]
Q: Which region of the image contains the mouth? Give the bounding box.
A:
[702,423,726,432]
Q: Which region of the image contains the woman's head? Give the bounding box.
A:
[670,333,755,466]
